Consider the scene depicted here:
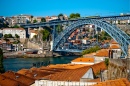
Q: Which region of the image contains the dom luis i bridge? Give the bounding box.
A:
[21,15,130,56]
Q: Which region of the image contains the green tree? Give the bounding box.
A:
[8,34,13,38]
[82,46,101,55]
[56,24,63,33]
[15,34,20,38]
[41,17,46,22]
[75,13,80,17]
[105,58,109,67]
[0,48,5,73]
[4,34,8,39]
[12,25,20,28]
[69,13,80,19]
[118,20,120,24]
[13,40,20,44]
[58,13,63,18]
[41,30,50,41]
[33,19,37,23]
[4,34,13,38]
[70,13,76,19]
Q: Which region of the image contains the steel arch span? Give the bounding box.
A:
[53,19,130,56]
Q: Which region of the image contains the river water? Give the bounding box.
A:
[3,56,79,72]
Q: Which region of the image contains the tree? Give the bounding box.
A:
[0,48,5,73]
[69,13,80,19]
[75,13,80,18]
[56,24,63,33]
[41,17,46,22]
[41,30,50,41]
[8,34,13,38]
[4,34,8,39]
[118,20,120,24]
[70,13,76,19]
[4,34,13,38]
[13,40,20,44]
[33,19,37,23]
[15,34,20,38]
[58,13,63,18]
[12,25,20,28]
[82,46,101,55]
[105,58,109,67]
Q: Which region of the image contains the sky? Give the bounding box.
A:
[0,0,130,17]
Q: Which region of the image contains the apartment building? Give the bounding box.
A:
[2,28,26,38]
[12,14,32,24]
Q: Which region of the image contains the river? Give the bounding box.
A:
[3,56,79,72]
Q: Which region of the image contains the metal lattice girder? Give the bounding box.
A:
[53,19,130,56]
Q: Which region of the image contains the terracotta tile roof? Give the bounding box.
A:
[43,66,90,81]
[18,69,50,79]
[0,74,27,86]
[48,64,88,69]
[43,61,106,81]
[29,29,38,34]
[17,62,106,82]
[104,40,110,43]
[95,49,109,57]
[110,39,118,44]
[92,78,130,86]
[17,67,68,79]
[91,61,106,74]
[83,53,96,57]
[109,44,120,49]
[71,57,94,63]
[2,71,35,85]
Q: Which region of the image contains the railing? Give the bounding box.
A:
[32,80,97,86]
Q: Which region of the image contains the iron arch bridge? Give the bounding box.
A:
[53,19,130,56]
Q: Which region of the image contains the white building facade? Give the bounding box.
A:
[3,28,26,38]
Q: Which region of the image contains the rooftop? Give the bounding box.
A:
[95,49,109,57]
[110,39,118,44]
[0,74,28,86]
[2,71,35,86]
[71,57,94,63]
[48,64,88,69]
[83,53,96,58]
[109,44,120,49]
[43,61,106,81]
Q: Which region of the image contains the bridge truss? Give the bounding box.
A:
[53,19,130,56]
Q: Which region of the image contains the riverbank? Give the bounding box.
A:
[3,51,81,58]
[3,51,57,58]
[4,54,53,58]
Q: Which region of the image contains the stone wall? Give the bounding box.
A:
[27,41,41,49]
[107,59,130,81]
[128,45,130,58]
